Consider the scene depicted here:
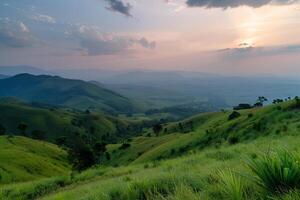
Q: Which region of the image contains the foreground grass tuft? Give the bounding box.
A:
[218,170,245,200]
[247,150,300,195]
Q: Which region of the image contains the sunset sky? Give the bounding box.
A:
[1,0,300,75]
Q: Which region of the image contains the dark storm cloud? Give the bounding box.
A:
[186,0,298,8]
[104,0,132,17]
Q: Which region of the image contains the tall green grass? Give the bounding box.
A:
[218,170,245,200]
[247,151,300,194]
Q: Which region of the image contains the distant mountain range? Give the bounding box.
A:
[0,74,140,114]
[0,65,50,76]
[0,74,9,79]
[1,65,300,108]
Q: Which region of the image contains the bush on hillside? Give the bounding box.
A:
[31,130,46,140]
[55,136,67,146]
[153,123,163,136]
[228,111,241,121]
[0,124,6,135]
[68,138,96,171]
[228,135,239,145]
[119,143,131,150]
[17,123,28,136]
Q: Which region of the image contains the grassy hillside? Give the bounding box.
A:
[3,132,300,200]
[105,99,300,165]
[0,136,70,184]
[0,74,140,114]
[0,99,142,144]
[35,135,300,200]
[2,99,300,200]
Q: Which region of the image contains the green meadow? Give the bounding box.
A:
[0,136,70,185]
[1,100,300,199]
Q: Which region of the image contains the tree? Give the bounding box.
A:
[55,136,67,146]
[178,123,184,132]
[105,152,111,160]
[254,96,268,107]
[17,123,28,136]
[93,142,107,155]
[153,123,163,136]
[295,96,300,104]
[0,124,6,135]
[189,121,194,131]
[68,139,96,171]
[272,99,283,104]
[31,130,46,140]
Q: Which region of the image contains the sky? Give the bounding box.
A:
[0,0,300,76]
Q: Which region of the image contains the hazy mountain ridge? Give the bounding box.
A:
[2,65,300,108]
[0,73,140,114]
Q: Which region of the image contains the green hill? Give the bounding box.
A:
[0,73,140,114]
[9,99,300,200]
[0,99,140,144]
[39,135,300,200]
[2,99,300,200]
[105,99,300,165]
[0,136,70,184]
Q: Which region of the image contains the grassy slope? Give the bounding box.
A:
[0,136,70,184]
[106,100,300,165]
[39,135,300,200]
[2,100,300,200]
[0,99,131,143]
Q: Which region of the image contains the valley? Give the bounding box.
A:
[1,84,300,199]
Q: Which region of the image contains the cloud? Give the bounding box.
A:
[216,44,300,59]
[186,0,299,9]
[0,18,34,48]
[70,25,155,55]
[104,0,132,17]
[19,22,30,33]
[30,14,56,24]
[138,38,156,49]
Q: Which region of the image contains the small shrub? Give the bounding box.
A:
[247,150,300,194]
[228,111,241,121]
[228,135,239,145]
[170,149,176,155]
[277,106,282,110]
[0,124,6,135]
[119,143,131,150]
